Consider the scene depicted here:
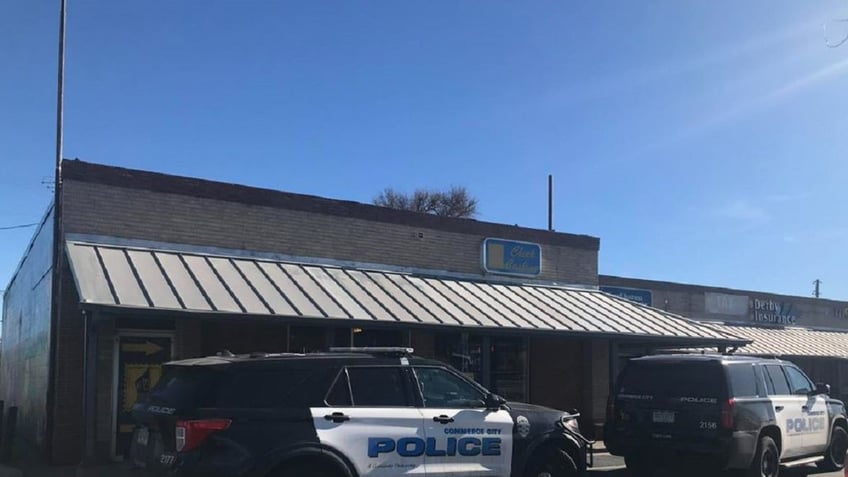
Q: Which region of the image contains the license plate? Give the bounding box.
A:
[652,411,675,423]
[136,427,149,446]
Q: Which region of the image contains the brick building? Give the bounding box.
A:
[600,276,848,402]
[1,160,742,464]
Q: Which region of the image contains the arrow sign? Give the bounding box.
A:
[122,341,164,356]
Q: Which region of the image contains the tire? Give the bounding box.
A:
[747,435,779,477]
[624,454,655,477]
[818,425,848,472]
[525,446,578,477]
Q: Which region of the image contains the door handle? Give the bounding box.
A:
[774,406,784,412]
[433,415,455,424]
[324,412,350,423]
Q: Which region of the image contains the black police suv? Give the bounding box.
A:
[604,354,848,477]
[129,347,591,477]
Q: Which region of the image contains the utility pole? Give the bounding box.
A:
[47,0,67,463]
[813,279,822,298]
[547,174,553,231]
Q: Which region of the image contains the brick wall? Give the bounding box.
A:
[52,260,85,464]
[62,179,598,285]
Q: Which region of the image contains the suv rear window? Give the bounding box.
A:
[618,361,726,398]
[149,366,220,408]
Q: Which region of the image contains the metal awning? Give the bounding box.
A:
[65,240,746,345]
[704,323,848,359]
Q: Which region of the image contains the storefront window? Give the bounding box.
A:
[352,328,404,347]
[288,326,327,353]
[490,336,527,402]
[434,333,483,384]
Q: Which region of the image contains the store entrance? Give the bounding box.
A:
[113,333,173,459]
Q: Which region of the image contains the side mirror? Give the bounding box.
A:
[814,383,831,396]
[485,393,507,410]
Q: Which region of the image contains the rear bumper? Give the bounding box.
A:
[604,424,756,470]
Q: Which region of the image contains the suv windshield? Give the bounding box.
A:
[619,361,726,399]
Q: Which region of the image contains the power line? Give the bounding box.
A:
[0,223,38,231]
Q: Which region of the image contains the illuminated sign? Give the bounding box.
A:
[482,238,541,277]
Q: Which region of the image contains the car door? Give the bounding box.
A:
[413,366,513,477]
[783,365,829,456]
[763,364,806,458]
[311,366,427,476]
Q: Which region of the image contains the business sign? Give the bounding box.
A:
[600,286,652,306]
[482,238,541,277]
[751,299,798,325]
[705,292,749,316]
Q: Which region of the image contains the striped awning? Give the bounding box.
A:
[703,323,848,359]
[65,240,747,345]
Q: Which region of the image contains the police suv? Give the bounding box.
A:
[129,347,591,477]
[604,354,848,477]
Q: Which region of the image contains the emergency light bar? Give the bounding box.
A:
[328,347,414,356]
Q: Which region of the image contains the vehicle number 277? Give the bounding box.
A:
[699,421,717,430]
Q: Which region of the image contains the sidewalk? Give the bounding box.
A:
[0,439,139,477]
[0,462,137,477]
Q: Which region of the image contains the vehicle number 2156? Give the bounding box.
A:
[699,421,717,430]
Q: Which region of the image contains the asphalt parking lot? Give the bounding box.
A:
[588,453,844,477]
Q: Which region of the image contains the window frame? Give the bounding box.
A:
[410,365,489,409]
[323,367,354,407]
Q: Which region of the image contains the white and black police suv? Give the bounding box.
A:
[129,347,591,477]
[604,354,848,477]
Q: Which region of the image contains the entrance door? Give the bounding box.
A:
[113,334,173,459]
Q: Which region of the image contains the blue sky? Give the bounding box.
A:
[2,1,848,302]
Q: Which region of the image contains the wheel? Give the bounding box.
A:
[747,435,779,477]
[818,426,848,471]
[525,446,578,477]
[624,454,655,477]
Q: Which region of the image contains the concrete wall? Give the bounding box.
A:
[0,209,53,449]
[61,179,598,286]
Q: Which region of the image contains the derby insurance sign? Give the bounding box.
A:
[482,238,542,277]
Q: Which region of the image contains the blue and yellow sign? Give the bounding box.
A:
[482,238,542,277]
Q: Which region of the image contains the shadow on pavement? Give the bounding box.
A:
[589,464,842,476]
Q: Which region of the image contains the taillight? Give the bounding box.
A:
[720,398,735,429]
[175,419,231,452]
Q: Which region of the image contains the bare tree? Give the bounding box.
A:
[374,186,478,218]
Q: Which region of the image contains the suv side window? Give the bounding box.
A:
[727,364,759,398]
[414,367,486,408]
[784,366,814,395]
[347,367,412,407]
[764,365,791,396]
